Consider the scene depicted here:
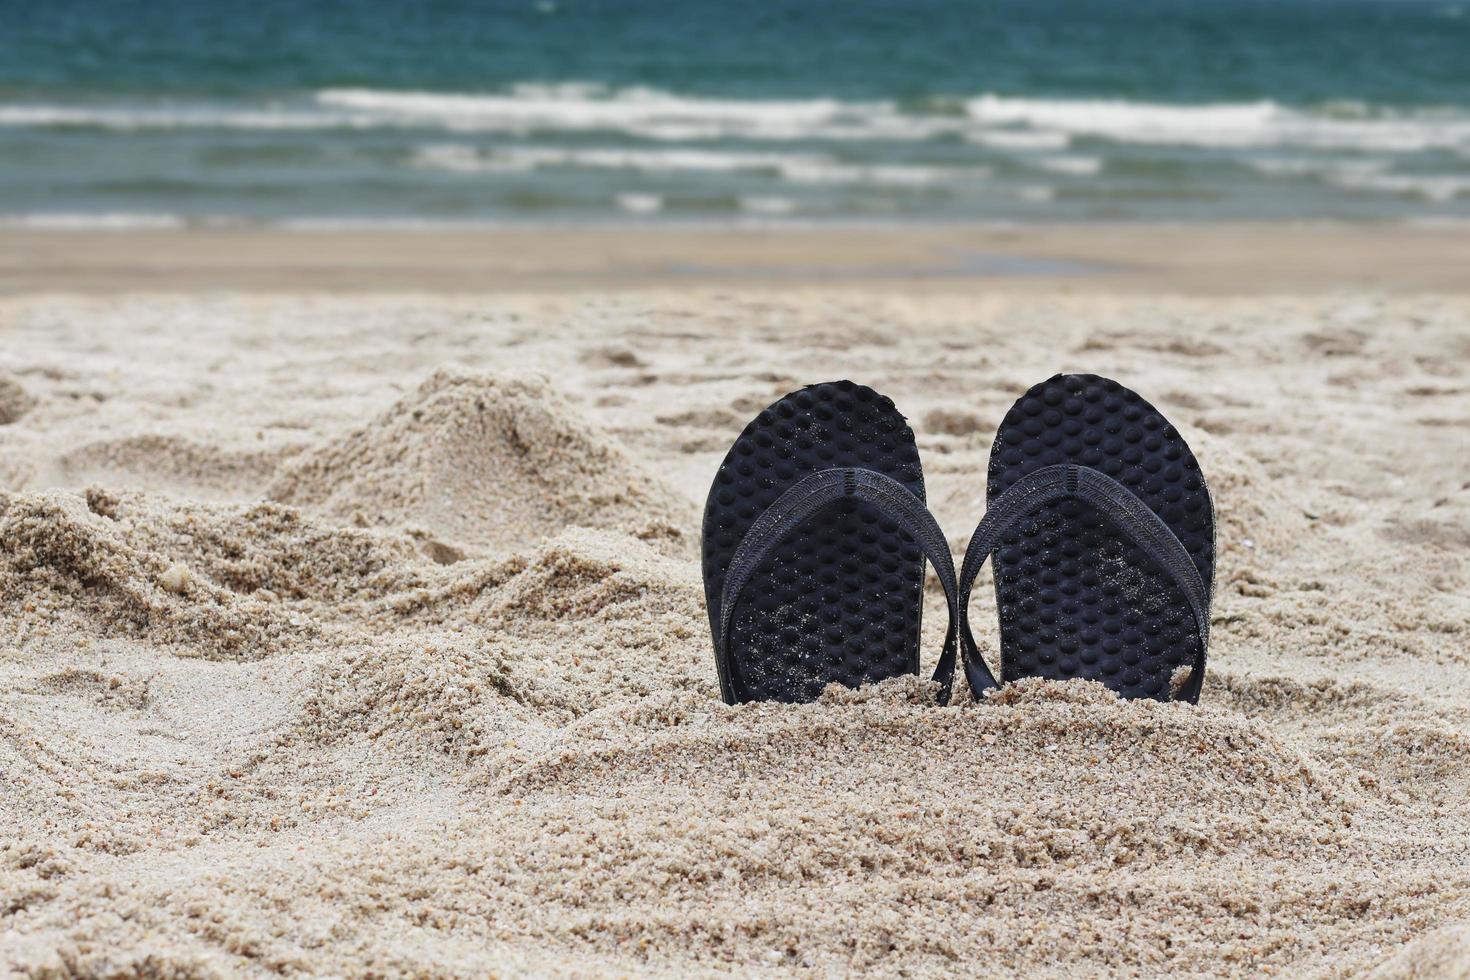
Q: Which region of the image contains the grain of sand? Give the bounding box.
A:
[2,290,1469,976]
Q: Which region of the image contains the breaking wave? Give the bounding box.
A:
[0,85,1465,154]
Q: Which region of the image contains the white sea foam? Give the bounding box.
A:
[0,105,359,132]
[614,193,663,213]
[0,211,188,229]
[966,95,1470,153]
[966,129,1071,151]
[774,160,990,186]
[1245,156,1470,200]
[411,144,987,187]
[967,96,1279,146]
[412,144,827,175]
[1034,155,1103,176]
[321,85,867,140]
[1326,172,1470,202]
[1245,156,1390,179]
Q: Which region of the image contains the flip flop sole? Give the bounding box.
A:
[987,374,1215,700]
[703,381,926,704]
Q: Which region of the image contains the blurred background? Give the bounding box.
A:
[3,0,1469,229]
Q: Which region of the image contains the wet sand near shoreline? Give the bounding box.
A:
[2,222,1469,294]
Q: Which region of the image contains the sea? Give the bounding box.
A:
[3,0,1469,226]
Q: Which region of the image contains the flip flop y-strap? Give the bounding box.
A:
[958,463,1211,703]
[718,467,964,704]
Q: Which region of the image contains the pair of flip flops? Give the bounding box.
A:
[702,374,1215,705]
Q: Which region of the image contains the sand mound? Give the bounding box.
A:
[0,487,497,662]
[0,490,319,660]
[469,528,700,627]
[0,373,34,425]
[304,529,712,759]
[78,488,438,607]
[268,370,695,553]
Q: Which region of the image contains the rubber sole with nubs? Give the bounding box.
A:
[702,381,928,704]
[965,373,1216,702]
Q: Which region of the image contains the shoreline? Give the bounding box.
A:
[4,221,1470,294]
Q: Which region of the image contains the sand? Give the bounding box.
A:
[6,223,1470,294]
[2,245,1469,975]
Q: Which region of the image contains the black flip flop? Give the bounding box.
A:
[703,381,963,704]
[957,374,1215,702]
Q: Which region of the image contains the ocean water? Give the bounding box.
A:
[3,0,1470,225]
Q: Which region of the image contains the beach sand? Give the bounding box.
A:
[2,226,1469,976]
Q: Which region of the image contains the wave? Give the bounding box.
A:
[0,105,354,132]
[329,87,1470,152]
[1033,155,1103,176]
[0,212,189,230]
[1241,156,1470,200]
[411,143,989,187]
[3,86,1470,156]
[411,144,829,175]
[0,86,934,141]
[966,96,1470,152]
[1326,171,1470,202]
[323,84,865,139]
[2,84,1468,222]
[966,129,1071,151]
[1244,156,1390,178]
[779,162,991,186]
[613,193,662,214]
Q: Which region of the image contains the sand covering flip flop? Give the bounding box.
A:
[702,381,963,704]
[957,373,1215,702]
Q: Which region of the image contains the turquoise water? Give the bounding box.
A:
[4,0,1470,224]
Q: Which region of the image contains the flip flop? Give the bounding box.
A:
[957,374,1215,702]
[703,381,963,704]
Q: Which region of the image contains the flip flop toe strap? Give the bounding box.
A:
[717,467,963,704]
[958,463,1211,702]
